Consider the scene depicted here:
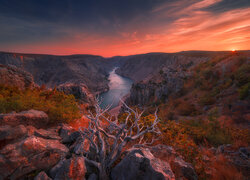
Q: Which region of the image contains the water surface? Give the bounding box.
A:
[99,68,133,109]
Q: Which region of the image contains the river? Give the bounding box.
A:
[99,67,133,110]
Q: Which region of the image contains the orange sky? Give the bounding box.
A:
[0,0,249,57]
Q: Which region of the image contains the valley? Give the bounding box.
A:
[0,50,249,180]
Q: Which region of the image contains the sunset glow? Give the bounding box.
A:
[0,0,249,57]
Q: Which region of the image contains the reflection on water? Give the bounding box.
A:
[99,68,133,109]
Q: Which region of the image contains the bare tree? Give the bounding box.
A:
[79,100,161,180]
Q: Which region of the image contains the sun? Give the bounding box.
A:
[231,49,236,52]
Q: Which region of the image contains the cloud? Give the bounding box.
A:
[0,0,249,56]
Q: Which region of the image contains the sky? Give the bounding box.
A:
[0,0,249,57]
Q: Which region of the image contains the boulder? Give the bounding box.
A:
[34,171,52,180]
[87,173,98,180]
[0,136,68,179]
[170,157,198,180]
[111,148,175,180]
[0,109,49,128]
[34,128,61,140]
[59,124,74,143]
[0,125,27,141]
[50,156,86,180]
[61,130,81,144]
[0,64,35,89]
[147,145,197,180]
[57,83,95,103]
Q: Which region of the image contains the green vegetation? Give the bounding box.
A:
[238,83,250,100]
[234,64,250,87]
[0,85,81,123]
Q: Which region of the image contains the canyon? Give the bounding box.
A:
[0,50,249,180]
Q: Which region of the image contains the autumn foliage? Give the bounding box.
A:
[0,85,81,123]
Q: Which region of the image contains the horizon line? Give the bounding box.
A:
[0,49,249,59]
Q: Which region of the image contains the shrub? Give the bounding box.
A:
[0,85,81,123]
[177,102,197,116]
[234,64,250,87]
[199,94,216,106]
[238,83,250,100]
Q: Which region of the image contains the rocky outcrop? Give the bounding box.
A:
[57,83,95,104]
[0,109,49,128]
[117,53,209,106]
[145,145,198,180]
[111,148,175,180]
[0,119,198,180]
[0,64,35,89]
[0,135,68,179]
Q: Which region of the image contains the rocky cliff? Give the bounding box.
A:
[117,52,214,106]
[0,52,113,94]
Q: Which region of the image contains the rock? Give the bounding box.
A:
[88,173,98,180]
[0,110,49,128]
[147,144,177,162]
[34,171,52,180]
[57,83,95,103]
[62,130,81,144]
[239,147,250,159]
[34,128,61,140]
[0,125,27,141]
[141,145,198,180]
[0,64,35,89]
[111,148,175,180]
[50,156,86,180]
[170,157,198,180]
[59,124,74,143]
[0,136,68,179]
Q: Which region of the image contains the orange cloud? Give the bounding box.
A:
[2,0,249,57]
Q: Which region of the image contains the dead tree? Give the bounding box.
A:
[79,100,161,180]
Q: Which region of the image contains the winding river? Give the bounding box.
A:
[99,68,133,110]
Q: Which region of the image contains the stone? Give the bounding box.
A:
[0,135,68,179]
[50,156,86,180]
[0,125,27,141]
[59,124,74,143]
[170,157,198,180]
[111,148,175,180]
[0,64,35,89]
[34,171,52,180]
[34,128,61,140]
[0,110,49,128]
[88,173,98,180]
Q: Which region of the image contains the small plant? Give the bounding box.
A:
[234,64,250,87]
[238,82,250,100]
[177,102,197,116]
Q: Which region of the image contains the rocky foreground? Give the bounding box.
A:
[0,109,197,180]
[0,110,249,180]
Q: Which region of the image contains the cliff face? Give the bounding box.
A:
[118,52,211,106]
[0,52,113,94]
